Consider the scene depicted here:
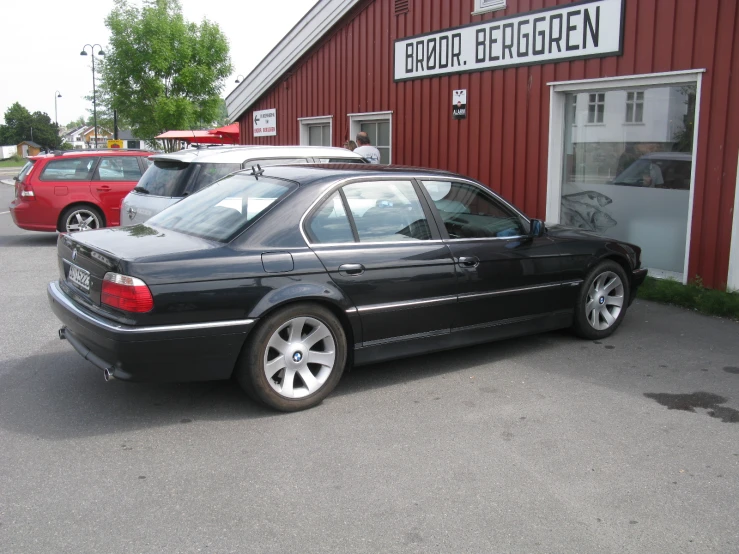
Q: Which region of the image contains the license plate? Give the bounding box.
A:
[68,264,91,293]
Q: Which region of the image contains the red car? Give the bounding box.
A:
[9,150,153,233]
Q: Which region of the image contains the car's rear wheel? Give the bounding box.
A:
[573,260,630,340]
[236,303,347,412]
[60,205,104,233]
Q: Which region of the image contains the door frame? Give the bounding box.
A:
[728,148,739,291]
[545,69,705,284]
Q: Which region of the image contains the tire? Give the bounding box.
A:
[235,303,347,412]
[59,205,105,233]
[572,260,630,340]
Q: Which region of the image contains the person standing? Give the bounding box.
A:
[343,140,357,151]
[353,131,381,164]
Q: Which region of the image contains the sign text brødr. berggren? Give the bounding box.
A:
[394,0,622,81]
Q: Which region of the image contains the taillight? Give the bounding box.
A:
[101,272,154,313]
[20,182,35,199]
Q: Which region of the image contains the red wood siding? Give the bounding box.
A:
[238,0,739,289]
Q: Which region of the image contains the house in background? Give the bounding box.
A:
[60,125,88,149]
[117,129,146,149]
[17,141,42,157]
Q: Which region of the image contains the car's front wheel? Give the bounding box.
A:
[573,260,630,340]
[236,303,347,412]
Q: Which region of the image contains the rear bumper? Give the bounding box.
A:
[48,281,256,382]
[9,199,56,232]
[629,268,648,304]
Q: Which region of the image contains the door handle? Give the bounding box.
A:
[457,256,479,268]
[96,186,111,191]
[338,263,365,276]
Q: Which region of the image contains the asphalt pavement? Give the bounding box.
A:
[1,182,738,553]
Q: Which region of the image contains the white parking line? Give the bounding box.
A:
[0,211,9,215]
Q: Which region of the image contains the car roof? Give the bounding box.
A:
[640,152,692,161]
[29,149,153,161]
[150,145,366,164]
[241,163,459,187]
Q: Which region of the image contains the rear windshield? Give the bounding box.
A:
[185,162,241,194]
[147,173,297,242]
[136,160,191,196]
[17,160,35,182]
[316,157,367,164]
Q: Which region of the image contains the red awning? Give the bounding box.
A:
[209,123,240,139]
[154,130,238,144]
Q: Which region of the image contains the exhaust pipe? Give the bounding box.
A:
[103,368,116,382]
[59,326,116,381]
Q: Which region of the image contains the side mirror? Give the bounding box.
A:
[529,219,545,237]
[12,174,19,181]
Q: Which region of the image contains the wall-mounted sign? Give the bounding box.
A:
[253,109,277,137]
[394,0,623,82]
[453,89,467,120]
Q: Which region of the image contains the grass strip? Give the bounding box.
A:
[637,276,739,320]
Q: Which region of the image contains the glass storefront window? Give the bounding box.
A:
[560,84,697,276]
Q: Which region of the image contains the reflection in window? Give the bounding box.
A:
[421,181,524,239]
[307,191,354,244]
[342,180,430,242]
[625,91,644,123]
[588,93,605,124]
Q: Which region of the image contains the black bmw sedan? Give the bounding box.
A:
[48,164,647,411]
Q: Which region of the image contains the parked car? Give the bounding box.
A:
[120,145,367,225]
[48,164,647,412]
[611,152,692,190]
[9,150,153,233]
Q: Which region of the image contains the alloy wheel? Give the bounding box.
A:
[585,271,625,330]
[66,210,101,232]
[263,316,336,399]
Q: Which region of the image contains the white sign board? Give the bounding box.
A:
[452,89,467,119]
[394,0,623,81]
[253,109,277,137]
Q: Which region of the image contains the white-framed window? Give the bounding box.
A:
[625,91,645,123]
[472,0,506,15]
[298,116,332,146]
[348,111,392,164]
[546,70,705,284]
[587,93,606,124]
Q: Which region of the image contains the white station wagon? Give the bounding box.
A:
[121,145,367,225]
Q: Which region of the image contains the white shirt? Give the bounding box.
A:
[354,145,381,164]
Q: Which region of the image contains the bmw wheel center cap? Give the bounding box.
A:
[293,351,303,363]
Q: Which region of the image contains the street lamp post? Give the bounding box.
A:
[54,91,62,127]
[80,44,105,148]
[234,74,245,84]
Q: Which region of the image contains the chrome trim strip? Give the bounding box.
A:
[312,240,444,248]
[562,279,584,287]
[355,295,457,313]
[458,282,562,301]
[49,281,255,334]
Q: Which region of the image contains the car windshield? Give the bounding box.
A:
[136,160,191,196]
[147,172,297,242]
[612,157,692,189]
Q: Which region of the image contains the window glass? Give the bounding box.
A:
[186,162,241,194]
[148,173,296,243]
[307,124,331,146]
[359,120,391,164]
[245,158,309,169]
[96,156,143,181]
[422,181,525,239]
[561,84,697,276]
[40,157,99,181]
[306,191,354,244]
[317,158,367,164]
[17,160,35,182]
[342,180,431,242]
[136,160,191,196]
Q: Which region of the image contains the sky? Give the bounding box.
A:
[0,0,318,128]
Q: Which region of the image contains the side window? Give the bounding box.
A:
[40,157,99,181]
[95,156,143,181]
[244,158,309,169]
[185,162,241,194]
[421,181,525,239]
[317,158,367,164]
[343,180,432,242]
[306,191,354,244]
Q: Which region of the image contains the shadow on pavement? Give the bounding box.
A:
[0,332,557,440]
[0,233,58,248]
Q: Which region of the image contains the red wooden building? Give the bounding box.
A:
[226,0,739,290]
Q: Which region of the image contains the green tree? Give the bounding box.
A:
[0,102,61,149]
[100,0,231,151]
